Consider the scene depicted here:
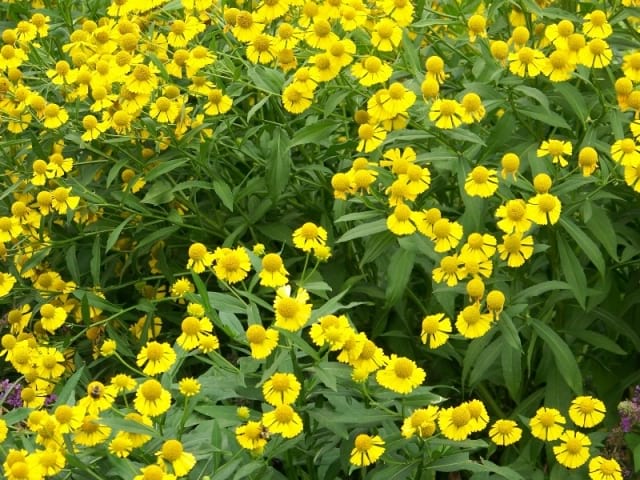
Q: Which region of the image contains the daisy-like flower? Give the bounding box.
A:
[420,313,452,349]
[293,222,327,252]
[501,152,520,180]
[134,379,172,417]
[569,395,606,428]
[401,406,439,439]
[109,434,133,458]
[622,52,640,82]
[133,465,176,480]
[545,20,575,49]
[438,404,473,441]
[429,99,464,129]
[413,208,442,237]
[213,246,251,284]
[51,186,80,214]
[263,372,301,406]
[121,412,154,448]
[465,166,499,197]
[583,10,612,39]
[456,304,493,339]
[425,55,447,84]
[262,404,303,438]
[530,406,566,441]
[387,204,416,236]
[432,255,466,287]
[177,316,213,351]
[508,47,546,77]
[236,421,268,451]
[309,314,351,350]
[578,146,599,176]
[460,93,485,123]
[0,272,16,297]
[527,193,562,225]
[371,18,401,52]
[203,89,232,116]
[553,430,591,469]
[428,218,464,253]
[273,286,312,331]
[136,341,176,376]
[351,56,392,86]
[357,123,387,153]
[399,164,431,196]
[489,419,522,446]
[379,82,416,117]
[467,399,490,432]
[186,242,214,273]
[74,415,112,447]
[246,324,279,359]
[39,303,67,334]
[157,439,196,477]
[498,232,534,268]
[259,253,288,287]
[496,199,532,233]
[350,337,387,374]
[350,434,385,466]
[610,138,640,166]
[77,381,116,416]
[282,83,313,114]
[376,355,426,394]
[588,456,623,480]
[537,138,572,167]
[467,14,487,42]
[486,290,506,319]
[579,38,613,68]
[460,233,497,263]
[541,49,576,82]
[42,103,69,129]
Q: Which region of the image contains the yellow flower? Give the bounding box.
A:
[246,34,277,64]
[246,324,279,359]
[467,14,487,42]
[309,314,351,350]
[387,204,416,236]
[579,38,612,68]
[527,193,562,225]
[420,313,452,349]
[136,341,176,376]
[109,434,133,458]
[610,138,640,166]
[588,456,623,480]
[74,415,111,447]
[350,434,385,466]
[293,222,327,252]
[263,372,301,406]
[545,20,575,49]
[134,464,176,480]
[508,47,546,77]
[582,10,612,39]
[371,18,401,52]
[489,419,522,446]
[259,253,288,288]
[429,99,464,129]
[456,304,493,339]
[203,89,233,116]
[496,199,531,233]
[186,242,214,273]
[350,337,387,374]
[149,96,180,123]
[460,93,485,123]
[465,166,498,197]
[39,303,67,334]
[537,138,572,167]
[134,379,172,417]
[578,147,599,176]
[235,421,268,451]
[282,83,313,114]
[110,374,137,393]
[213,246,251,284]
[0,272,16,297]
[42,103,69,128]
[177,316,213,351]
[498,232,534,268]
[569,395,606,428]
[466,399,490,432]
[273,286,312,331]
[0,418,7,443]
[438,404,473,441]
[501,152,520,180]
[157,439,196,477]
[378,82,416,117]
[541,50,576,82]
[51,186,80,214]
[529,406,565,441]
[262,404,303,438]
[356,123,386,153]
[376,355,425,394]
[553,430,591,469]
[401,406,439,438]
[351,56,392,86]
[428,218,464,253]
[432,255,466,287]
[486,290,506,319]
[425,55,447,84]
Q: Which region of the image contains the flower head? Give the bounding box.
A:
[375,355,425,394]
[350,434,385,466]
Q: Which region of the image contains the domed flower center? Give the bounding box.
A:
[439,99,457,116]
[171,20,186,35]
[270,373,291,391]
[313,19,331,36]
[133,65,151,81]
[565,438,583,454]
[262,254,283,272]
[140,379,162,400]
[364,56,382,72]
[182,316,201,335]
[393,358,414,378]
[155,97,171,112]
[246,325,267,343]
[388,83,405,100]
[518,47,534,64]
[354,434,372,450]
[394,204,412,221]
[537,194,556,212]
[451,405,471,427]
[440,256,458,274]
[274,404,295,422]
[538,411,556,427]
[432,219,451,238]
[471,166,489,183]
[462,305,481,325]
[557,20,574,36]
[549,50,569,68]
[253,34,271,52]
[507,202,525,220]
[503,235,522,253]
[220,253,241,271]
[589,39,606,55]
[277,297,299,318]
[236,12,253,29]
[589,10,606,26]
[161,439,183,461]
[188,243,207,260]
[462,93,481,111]
[40,304,55,318]
[377,22,394,39]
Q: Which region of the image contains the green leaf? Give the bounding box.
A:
[135,225,180,253]
[361,231,397,266]
[106,216,134,252]
[531,319,583,394]
[557,233,588,309]
[246,65,284,95]
[469,338,502,386]
[559,217,606,275]
[553,82,588,124]
[501,344,522,401]
[569,329,626,355]
[585,205,618,261]
[519,106,571,129]
[141,179,174,205]
[289,119,339,147]
[53,365,84,407]
[144,158,188,182]
[213,179,234,212]
[266,127,291,200]
[514,85,550,111]
[513,280,571,303]
[385,248,415,307]
[336,219,387,243]
[65,245,81,284]
[91,235,101,286]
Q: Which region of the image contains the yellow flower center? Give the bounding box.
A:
[161,439,184,461]
[155,97,171,112]
[462,305,481,325]
[140,379,163,400]
[557,20,574,36]
[439,99,457,116]
[394,204,412,222]
[354,434,372,450]
[145,342,165,361]
[620,138,636,153]
[467,233,484,249]
[421,316,440,334]
[599,459,618,475]
[628,91,640,110]
[53,187,69,202]
[549,50,569,68]
[423,208,441,224]
[277,23,294,39]
[589,10,607,26]
[426,56,444,73]
[44,104,60,118]
[274,404,295,422]
[0,217,12,231]
[133,65,151,81]
[467,278,485,297]
[55,405,73,423]
[506,201,525,220]
[577,397,596,413]
[83,115,98,129]
[11,463,29,478]
[313,19,331,37]
[537,194,556,212]
[629,53,640,70]
[486,290,505,311]
[253,34,271,52]
[589,39,606,55]
[353,170,373,188]
[538,410,557,427]
[314,54,331,70]
[208,89,223,103]
[359,340,377,360]
[262,253,283,272]
[432,219,451,238]
[277,297,299,318]
[517,47,535,64]
[330,42,345,56]
[55,60,70,75]
[565,437,583,454]
[393,358,414,378]
[496,420,513,434]
[1,45,16,59]
[270,373,291,391]
[388,83,405,100]
[247,325,267,343]
[451,405,471,427]
[40,304,55,318]
[173,49,189,65]
[220,252,241,271]
[440,256,458,274]
[376,21,394,39]
[502,153,519,172]
[112,110,130,127]
[171,20,186,35]
[142,466,165,480]
[120,33,138,52]
[300,222,319,239]
[503,234,522,253]
[471,166,489,183]
[189,243,208,260]
[181,316,201,335]
[406,165,423,181]
[7,310,21,325]
[21,387,36,402]
[462,93,481,111]
[468,15,486,33]
[42,353,58,369]
[511,26,530,44]
[568,33,585,51]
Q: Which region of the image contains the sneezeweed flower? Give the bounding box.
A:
[262,404,303,438]
[236,421,268,451]
[170,277,194,299]
[77,381,117,415]
[460,93,485,123]
[110,374,137,394]
[263,372,301,406]
[579,147,599,176]
[199,334,220,353]
[36,347,65,380]
[501,153,520,180]
[121,412,154,448]
[410,208,441,237]
[530,406,566,441]
[187,242,214,273]
[273,285,312,331]
[177,316,214,351]
[533,173,553,194]
[569,395,606,427]
[309,314,351,350]
[429,99,464,129]
[332,172,351,199]
[134,464,176,480]
[109,434,133,458]
[259,253,288,287]
[246,324,279,359]
[583,10,612,39]
[588,456,623,480]
[282,83,313,114]
[42,103,69,129]
[498,232,534,267]
[467,14,487,42]
[460,233,497,263]
[439,403,473,441]
[81,114,108,141]
[379,83,416,117]
[0,272,16,297]
[538,138,572,167]
[371,18,401,51]
[432,255,466,287]
[213,246,251,284]
[136,341,176,376]
[579,38,613,68]
[464,166,499,197]
[622,52,640,82]
[402,406,439,438]
[490,40,509,63]
[490,419,522,446]
[508,47,546,77]
[351,56,392,86]
[39,303,67,334]
[350,434,385,467]
[456,304,493,339]
[74,415,112,447]
[527,193,562,225]
[387,204,416,236]
[203,89,233,116]
[541,50,576,82]
[134,379,172,417]
[357,123,387,153]
[610,138,640,166]
[486,290,506,319]
[51,187,80,214]
[421,77,440,99]
[376,355,426,394]
[467,278,485,302]
[157,439,196,477]
[553,430,591,469]
[428,218,464,253]
[546,20,575,49]
[246,34,277,64]
[420,313,452,349]
[467,399,490,432]
[293,222,327,252]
